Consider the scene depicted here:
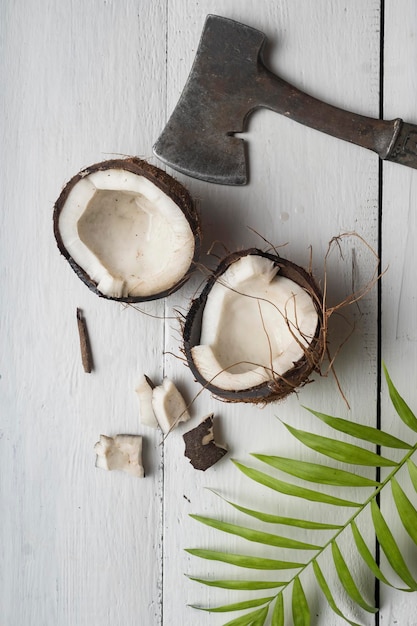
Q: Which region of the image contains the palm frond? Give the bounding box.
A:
[253,455,379,487]
[187,576,287,591]
[281,423,398,467]
[271,592,284,626]
[331,541,377,613]
[186,548,305,570]
[214,494,343,529]
[189,596,274,613]
[370,499,417,590]
[303,408,413,449]
[232,461,361,507]
[222,606,269,625]
[190,515,322,550]
[391,478,417,545]
[291,577,310,625]
[350,521,403,589]
[407,458,417,491]
[187,367,417,624]
[383,363,417,432]
[312,560,362,626]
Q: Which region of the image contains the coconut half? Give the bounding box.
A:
[184,249,325,403]
[53,158,200,301]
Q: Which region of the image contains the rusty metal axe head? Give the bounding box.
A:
[153,15,267,185]
[153,15,417,184]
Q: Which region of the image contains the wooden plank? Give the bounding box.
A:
[7,1,415,624]
[162,1,381,624]
[380,0,417,622]
[0,1,167,624]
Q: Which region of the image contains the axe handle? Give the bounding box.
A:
[257,66,402,162]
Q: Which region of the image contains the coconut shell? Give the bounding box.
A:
[53,157,200,302]
[183,248,325,403]
[183,414,227,471]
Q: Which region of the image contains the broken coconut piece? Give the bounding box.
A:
[94,434,144,477]
[183,248,324,403]
[53,157,200,302]
[135,374,158,429]
[136,375,191,434]
[183,414,227,471]
[151,378,191,434]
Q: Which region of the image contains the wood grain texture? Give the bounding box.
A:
[381,1,417,624]
[2,0,416,625]
[1,1,167,625]
[163,2,380,625]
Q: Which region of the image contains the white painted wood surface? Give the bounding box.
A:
[1,1,416,624]
[381,2,417,626]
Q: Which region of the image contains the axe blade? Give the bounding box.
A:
[154,15,417,184]
[153,15,267,185]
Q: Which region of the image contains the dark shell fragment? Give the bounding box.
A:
[183,414,227,471]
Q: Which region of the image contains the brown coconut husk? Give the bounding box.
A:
[183,248,325,404]
[53,157,200,303]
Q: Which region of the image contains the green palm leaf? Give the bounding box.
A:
[350,520,397,588]
[282,422,397,467]
[292,577,310,625]
[391,478,417,546]
[222,606,269,626]
[253,454,379,487]
[331,541,377,613]
[187,577,286,590]
[186,548,305,570]
[383,363,417,433]
[407,458,417,491]
[370,499,417,590]
[312,560,362,626]
[233,461,361,507]
[304,408,413,449]
[189,515,321,551]
[250,606,269,626]
[189,596,273,612]
[221,498,342,529]
[271,592,284,626]
[187,367,417,624]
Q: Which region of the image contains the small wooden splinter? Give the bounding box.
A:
[76,308,93,373]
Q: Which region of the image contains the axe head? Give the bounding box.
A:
[153,15,267,185]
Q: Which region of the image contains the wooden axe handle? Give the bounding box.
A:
[257,66,402,161]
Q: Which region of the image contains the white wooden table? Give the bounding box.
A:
[2,1,417,624]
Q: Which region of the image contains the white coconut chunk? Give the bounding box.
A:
[94,434,144,477]
[190,344,272,390]
[58,169,195,298]
[223,253,279,285]
[135,375,191,433]
[191,255,318,391]
[135,375,158,428]
[151,378,191,434]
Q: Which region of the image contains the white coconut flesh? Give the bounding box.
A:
[58,169,195,298]
[136,375,191,433]
[190,255,319,391]
[94,434,144,478]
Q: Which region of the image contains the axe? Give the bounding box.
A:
[153,14,417,185]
